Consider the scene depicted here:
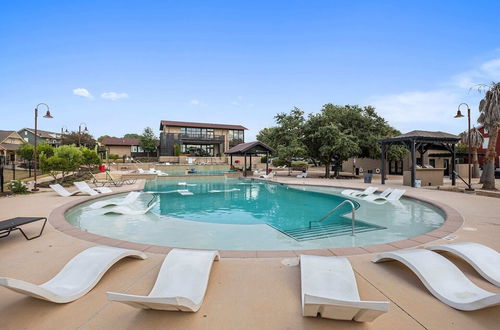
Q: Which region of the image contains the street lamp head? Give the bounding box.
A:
[454,110,464,118]
[43,110,53,119]
[84,126,88,133]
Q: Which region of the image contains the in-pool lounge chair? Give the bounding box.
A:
[90,191,142,209]
[0,217,47,240]
[50,184,81,197]
[103,200,158,215]
[372,249,500,311]
[300,255,389,322]
[341,186,377,197]
[0,246,147,303]
[107,248,219,312]
[363,189,405,204]
[427,242,500,287]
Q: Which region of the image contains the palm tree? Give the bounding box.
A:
[459,127,484,178]
[477,82,500,189]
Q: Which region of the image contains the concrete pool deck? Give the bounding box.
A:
[0,177,499,329]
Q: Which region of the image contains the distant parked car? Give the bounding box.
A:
[495,168,500,179]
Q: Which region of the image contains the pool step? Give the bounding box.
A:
[271,220,386,242]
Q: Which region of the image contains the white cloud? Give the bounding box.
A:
[101,92,129,100]
[73,88,93,99]
[368,56,500,132]
[190,99,200,105]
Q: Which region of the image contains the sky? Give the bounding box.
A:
[1,0,499,141]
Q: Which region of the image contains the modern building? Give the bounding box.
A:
[18,128,62,147]
[0,130,25,164]
[101,137,144,158]
[159,120,247,157]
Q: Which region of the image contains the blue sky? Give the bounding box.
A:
[1,1,499,140]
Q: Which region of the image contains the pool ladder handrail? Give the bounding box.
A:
[308,200,357,236]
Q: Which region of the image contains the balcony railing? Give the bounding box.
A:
[178,133,224,140]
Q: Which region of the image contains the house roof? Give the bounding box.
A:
[225,141,275,155]
[0,130,16,143]
[0,143,22,151]
[101,137,140,146]
[160,120,247,131]
[20,128,62,139]
[379,130,460,143]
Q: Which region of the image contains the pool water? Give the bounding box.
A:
[65,179,446,250]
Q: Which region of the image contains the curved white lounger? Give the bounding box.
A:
[371,249,500,311]
[50,184,81,197]
[341,187,377,197]
[364,189,405,204]
[90,191,142,209]
[300,255,389,322]
[0,246,147,303]
[107,248,219,312]
[427,242,500,287]
[103,201,158,215]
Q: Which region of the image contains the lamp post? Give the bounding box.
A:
[60,125,69,146]
[33,103,53,191]
[454,103,473,191]
[78,122,88,147]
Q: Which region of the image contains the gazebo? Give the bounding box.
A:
[225,141,275,176]
[379,130,461,187]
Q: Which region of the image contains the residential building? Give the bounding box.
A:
[0,130,25,164]
[159,120,247,157]
[101,137,144,158]
[18,128,62,147]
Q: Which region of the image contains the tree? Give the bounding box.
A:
[140,127,158,157]
[16,144,34,162]
[477,82,500,189]
[62,131,97,148]
[37,142,55,157]
[80,147,102,169]
[459,127,484,178]
[40,145,82,182]
[303,112,360,178]
[124,133,141,139]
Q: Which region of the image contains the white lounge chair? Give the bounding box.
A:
[364,189,405,204]
[107,248,219,312]
[208,188,240,193]
[300,255,389,322]
[178,182,197,187]
[0,246,146,303]
[103,201,158,215]
[90,191,142,209]
[75,181,112,194]
[341,187,377,197]
[50,184,80,197]
[73,181,100,196]
[427,242,500,287]
[372,249,500,311]
[297,172,308,178]
[260,172,275,180]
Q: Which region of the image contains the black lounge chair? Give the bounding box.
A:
[0,217,47,240]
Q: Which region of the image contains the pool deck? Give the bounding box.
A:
[0,177,499,329]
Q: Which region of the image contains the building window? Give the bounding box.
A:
[181,144,214,156]
[482,138,489,149]
[131,146,144,153]
[228,130,244,142]
[180,127,214,138]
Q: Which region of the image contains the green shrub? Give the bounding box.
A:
[7,180,29,194]
[272,158,286,167]
[260,156,268,163]
[291,160,308,171]
[174,144,181,156]
[109,154,119,161]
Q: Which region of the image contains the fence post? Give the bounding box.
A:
[12,162,15,180]
[0,161,4,193]
[29,161,32,177]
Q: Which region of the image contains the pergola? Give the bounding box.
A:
[225,141,275,176]
[379,130,461,187]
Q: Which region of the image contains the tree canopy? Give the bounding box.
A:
[62,131,97,148]
[140,127,158,156]
[257,104,404,178]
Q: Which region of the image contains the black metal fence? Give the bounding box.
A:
[0,160,40,193]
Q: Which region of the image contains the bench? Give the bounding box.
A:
[0,217,47,240]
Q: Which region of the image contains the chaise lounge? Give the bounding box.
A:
[0,217,47,240]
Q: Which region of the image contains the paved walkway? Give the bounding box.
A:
[0,178,499,329]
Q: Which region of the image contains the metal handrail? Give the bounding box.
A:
[452,171,471,189]
[308,200,357,236]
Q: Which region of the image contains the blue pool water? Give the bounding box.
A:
[65,179,446,250]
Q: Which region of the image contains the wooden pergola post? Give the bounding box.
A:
[266,151,269,173]
[380,142,386,185]
[451,143,456,186]
[410,139,416,188]
[244,152,247,177]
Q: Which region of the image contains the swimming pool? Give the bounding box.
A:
[65,179,446,250]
